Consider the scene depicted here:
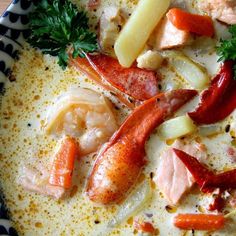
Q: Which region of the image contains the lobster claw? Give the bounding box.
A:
[86,89,197,204]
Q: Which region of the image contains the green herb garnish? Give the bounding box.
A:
[28,0,98,69]
[217,25,236,79]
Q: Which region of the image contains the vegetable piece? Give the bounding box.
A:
[173,149,214,189]
[188,61,236,124]
[163,50,209,89]
[114,0,170,67]
[86,90,197,204]
[199,125,222,137]
[86,53,158,101]
[166,8,214,37]
[49,136,78,189]
[137,50,163,70]
[28,0,98,69]
[217,25,236,79]
[133,219,156,234]
[158,115,196,140]
[174,214,225,231]
[70,56,135,109]
[108,180,152,228]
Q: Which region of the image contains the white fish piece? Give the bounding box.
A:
[99,6,126,56]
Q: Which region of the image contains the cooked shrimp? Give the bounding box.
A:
[45,88,118,156]
[86,89,197,204]
[198,0,236,25]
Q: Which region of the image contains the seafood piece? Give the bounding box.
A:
[154,140,207,205]
[45,88,118,156]
[19,164,66,199]
[86,54,159,101]
[155,17,191,50]
[86,89,197,204]
[188,61,236,124]
[198,0,236,25]
[70,57,135,109]
[99,6,126,56]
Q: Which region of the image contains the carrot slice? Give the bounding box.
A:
[174,214,225,231]
[49,136,78,189]
[167,8,214,37]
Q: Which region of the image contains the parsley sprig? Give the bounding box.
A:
[28,0,98,69]
[217,25,236,79]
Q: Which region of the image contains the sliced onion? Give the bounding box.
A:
[107,180,152,228]
[163,50,210,90]
[199,125,223,137]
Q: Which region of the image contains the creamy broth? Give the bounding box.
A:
[0,0,236,235]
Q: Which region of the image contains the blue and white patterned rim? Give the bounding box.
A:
[0,0,33,92]
[0,0,33,234]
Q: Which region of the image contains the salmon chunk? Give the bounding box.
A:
[154,141,207,205]
[198,0,236,25]
[155,17,191,50]
[19,164,66,199]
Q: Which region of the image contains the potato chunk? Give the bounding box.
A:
[137,50,163,70]
[114,0,170,67]
[158,115,196,140]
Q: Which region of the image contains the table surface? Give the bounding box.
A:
[0,0,12,15]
